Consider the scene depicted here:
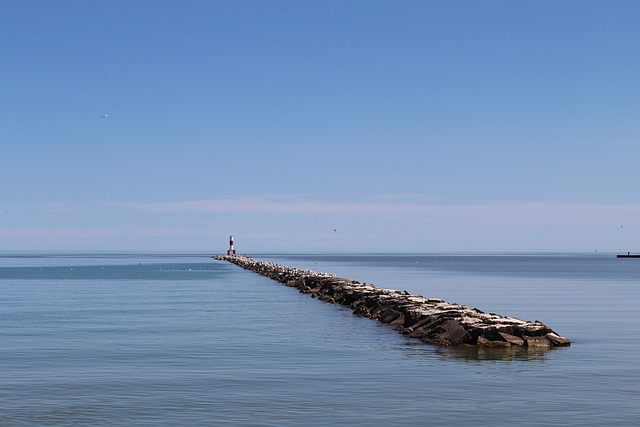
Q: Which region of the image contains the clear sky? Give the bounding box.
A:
[1,1,639,253]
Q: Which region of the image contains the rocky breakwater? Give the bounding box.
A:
[213,255,571,348]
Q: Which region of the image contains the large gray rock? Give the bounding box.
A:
[524,336,551,347]
[546,333,571,346]
[477,335,511,347]
[425,320,471,346]
[498,332,525,346]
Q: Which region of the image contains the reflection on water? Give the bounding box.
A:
[392,334,564,363]
[440,344,565,362]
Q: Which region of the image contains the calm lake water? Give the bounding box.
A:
[1,253,638,426]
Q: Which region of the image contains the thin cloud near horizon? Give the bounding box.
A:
[118,196,640,226]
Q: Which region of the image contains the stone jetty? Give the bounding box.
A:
[214,255,571,348]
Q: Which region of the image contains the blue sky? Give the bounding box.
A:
[1,1,639,253]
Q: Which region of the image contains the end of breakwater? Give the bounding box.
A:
[214,255,571,348]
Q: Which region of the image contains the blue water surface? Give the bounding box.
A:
[1,253,638,426]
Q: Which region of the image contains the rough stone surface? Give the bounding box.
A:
[477,336,511,347]
[426,319,471,346]
[214,255,571,349]
[498,332,525,346]
[546,333,571,346]
[524,336,552,347]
